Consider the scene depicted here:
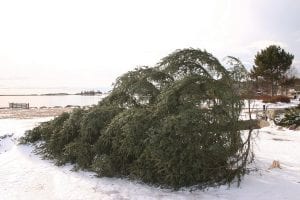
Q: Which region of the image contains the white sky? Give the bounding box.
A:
[0,0,299,92]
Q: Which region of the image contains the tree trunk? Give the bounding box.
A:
[271,76,275,96]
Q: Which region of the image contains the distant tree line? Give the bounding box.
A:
[78,90,102,96]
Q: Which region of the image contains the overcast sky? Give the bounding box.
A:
[0,0,299,92]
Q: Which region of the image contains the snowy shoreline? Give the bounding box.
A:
[1,101,300,199]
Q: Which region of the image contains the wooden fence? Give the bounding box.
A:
[9,103,29,109]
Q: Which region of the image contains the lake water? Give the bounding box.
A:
[0,87,109,95]
[0,95,104,108]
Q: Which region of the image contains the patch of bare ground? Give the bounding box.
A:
[272,138,291,141]
[0,107,74,119]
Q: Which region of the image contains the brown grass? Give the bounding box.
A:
[262,95,291,103]
[0,107,74,119]
[249,95,290,103]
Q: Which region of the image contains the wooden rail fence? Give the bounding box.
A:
[9,103,29,109]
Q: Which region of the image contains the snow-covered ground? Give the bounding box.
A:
[240,99,300,120]
[248,99,300,110]
[1,117,300,199]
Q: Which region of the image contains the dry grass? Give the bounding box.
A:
[253,95,291,103]
[0,107,74,119]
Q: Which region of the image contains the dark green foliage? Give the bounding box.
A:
[224,56,255,99]
[80,106,124,144]
[63,141,93,168]
[92,154,114,177]
[20,112,70,145]
[21,48,253,189]
[106,66,173,107]
[133,109,239,187]
[20,126,43,144]
[237,120,260,130]
[94,108,153,176]
[276,105,300,128]
[225,56,249,83]
[250,45,294,96]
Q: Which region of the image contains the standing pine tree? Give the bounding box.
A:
[250,45,294,96]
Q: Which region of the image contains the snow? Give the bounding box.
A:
[249,99,300,110]
[1,115,300,199]
[240,99,300,120]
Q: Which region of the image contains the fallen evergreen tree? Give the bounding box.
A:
[21,48,253,189]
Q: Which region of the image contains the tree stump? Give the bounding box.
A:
[269,160,281,169]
